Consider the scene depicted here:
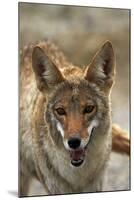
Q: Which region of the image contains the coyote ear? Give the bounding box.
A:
[32,46,64,92]
[84,41,115,92]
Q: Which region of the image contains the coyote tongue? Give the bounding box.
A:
[69,149,86,167]
[70,149,85,160]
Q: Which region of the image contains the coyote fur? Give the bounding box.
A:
[20,39,117,196]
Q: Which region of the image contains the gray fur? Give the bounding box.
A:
[20,40,115,196]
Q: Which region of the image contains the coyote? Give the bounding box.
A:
[20,39,116,196]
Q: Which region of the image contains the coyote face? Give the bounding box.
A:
[32,41,115,167]
[45,80,103,167]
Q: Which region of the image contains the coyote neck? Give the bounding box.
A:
[32,103,111,193]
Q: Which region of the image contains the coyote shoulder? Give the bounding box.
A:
[20,40,116,196]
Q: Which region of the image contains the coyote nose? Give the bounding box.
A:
[68,137,81,149]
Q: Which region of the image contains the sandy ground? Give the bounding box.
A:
[19,3,130,196]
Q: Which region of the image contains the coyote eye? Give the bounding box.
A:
[56,108,66,116]
[83,105,95,114]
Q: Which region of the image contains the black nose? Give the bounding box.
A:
[68,137,81,149]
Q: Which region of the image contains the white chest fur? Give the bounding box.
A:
[40,129,111,194]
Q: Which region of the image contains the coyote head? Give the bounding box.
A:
[32,41,115,167]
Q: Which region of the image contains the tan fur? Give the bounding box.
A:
[19,40,115,196]
[112,124,130,155]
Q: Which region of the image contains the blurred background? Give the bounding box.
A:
[19,3,130,196]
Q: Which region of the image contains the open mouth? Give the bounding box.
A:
[67,128,95,167]
[69,148,86,167]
